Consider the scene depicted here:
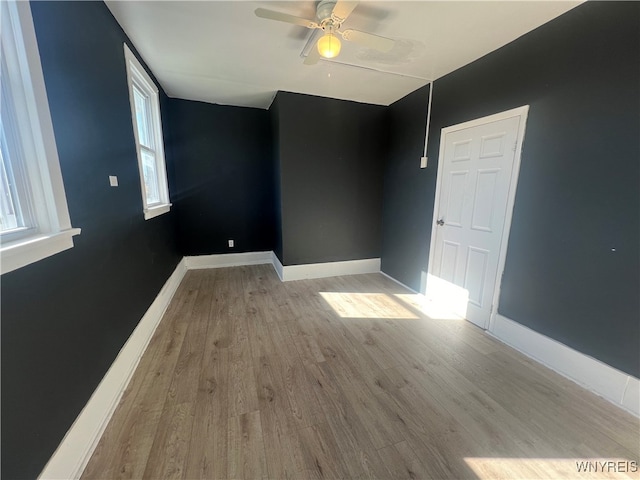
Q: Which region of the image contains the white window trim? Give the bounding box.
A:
[0,1,80,275]
[123,44,171,220]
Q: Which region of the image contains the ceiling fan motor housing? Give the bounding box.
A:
[317,0,339,25]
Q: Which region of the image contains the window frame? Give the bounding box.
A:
[123,43,171,220]
[0,0,80,275]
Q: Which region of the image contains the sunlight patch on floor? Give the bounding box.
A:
[319,292,419,319]
[464,457,638,479]
[393,293,466,321]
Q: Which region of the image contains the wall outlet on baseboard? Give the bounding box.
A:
[420,156,428,169]
[228,239,234,248]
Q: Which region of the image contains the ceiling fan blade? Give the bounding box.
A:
[254,8,319,29]
[331,1,359,23]
[341,29,395,52]
[303,42,321,65]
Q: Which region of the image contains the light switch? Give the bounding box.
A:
[109,175,118,187]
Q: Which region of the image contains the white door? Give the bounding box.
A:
[428,109,526,328]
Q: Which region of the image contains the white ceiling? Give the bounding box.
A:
[105,1,582,109]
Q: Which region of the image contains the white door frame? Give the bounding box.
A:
[426,105,529,332]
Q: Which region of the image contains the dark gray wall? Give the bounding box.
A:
[274,92,388,266]
[168,99,275,255]
[1,2,181,478]
[381,1,640,377]
[381,84,431,283]
[270,97,284,262]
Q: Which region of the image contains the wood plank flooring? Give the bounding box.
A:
[82,265,639,479]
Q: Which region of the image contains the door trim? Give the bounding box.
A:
[426,105,529,330]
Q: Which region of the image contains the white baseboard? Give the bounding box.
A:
[280,257,381,282]
[622,377,640,414]
[185,252,379,282]
[271,251,284,281]
[38,258,188,480]
[489,314,639,417]
[185,251,273,270]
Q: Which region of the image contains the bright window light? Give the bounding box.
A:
[424,273,470,319]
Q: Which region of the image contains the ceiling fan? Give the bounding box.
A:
[255,0,395,65]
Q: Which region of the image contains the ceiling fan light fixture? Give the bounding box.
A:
[317,32,341,58]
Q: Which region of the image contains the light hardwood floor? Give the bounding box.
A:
[82,265,639,479]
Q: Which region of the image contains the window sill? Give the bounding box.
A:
[1,228,81,275]
[144,203,171,220]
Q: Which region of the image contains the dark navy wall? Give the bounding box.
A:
[1,2,181,478]
[274,92,388,266]
[168,99,275,255]
[381,84,431,284]
[381,1,640,377]
[270,97,284,262]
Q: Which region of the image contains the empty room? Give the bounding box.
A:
[1,0,638,479]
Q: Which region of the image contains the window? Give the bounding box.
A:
[123,44,171,220]
[0,0,80,275]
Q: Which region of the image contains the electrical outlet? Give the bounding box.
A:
[420,156,428,169]
[228,239,234,248]
[109,175,118,187]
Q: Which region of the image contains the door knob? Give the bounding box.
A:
[436,218,445,226]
